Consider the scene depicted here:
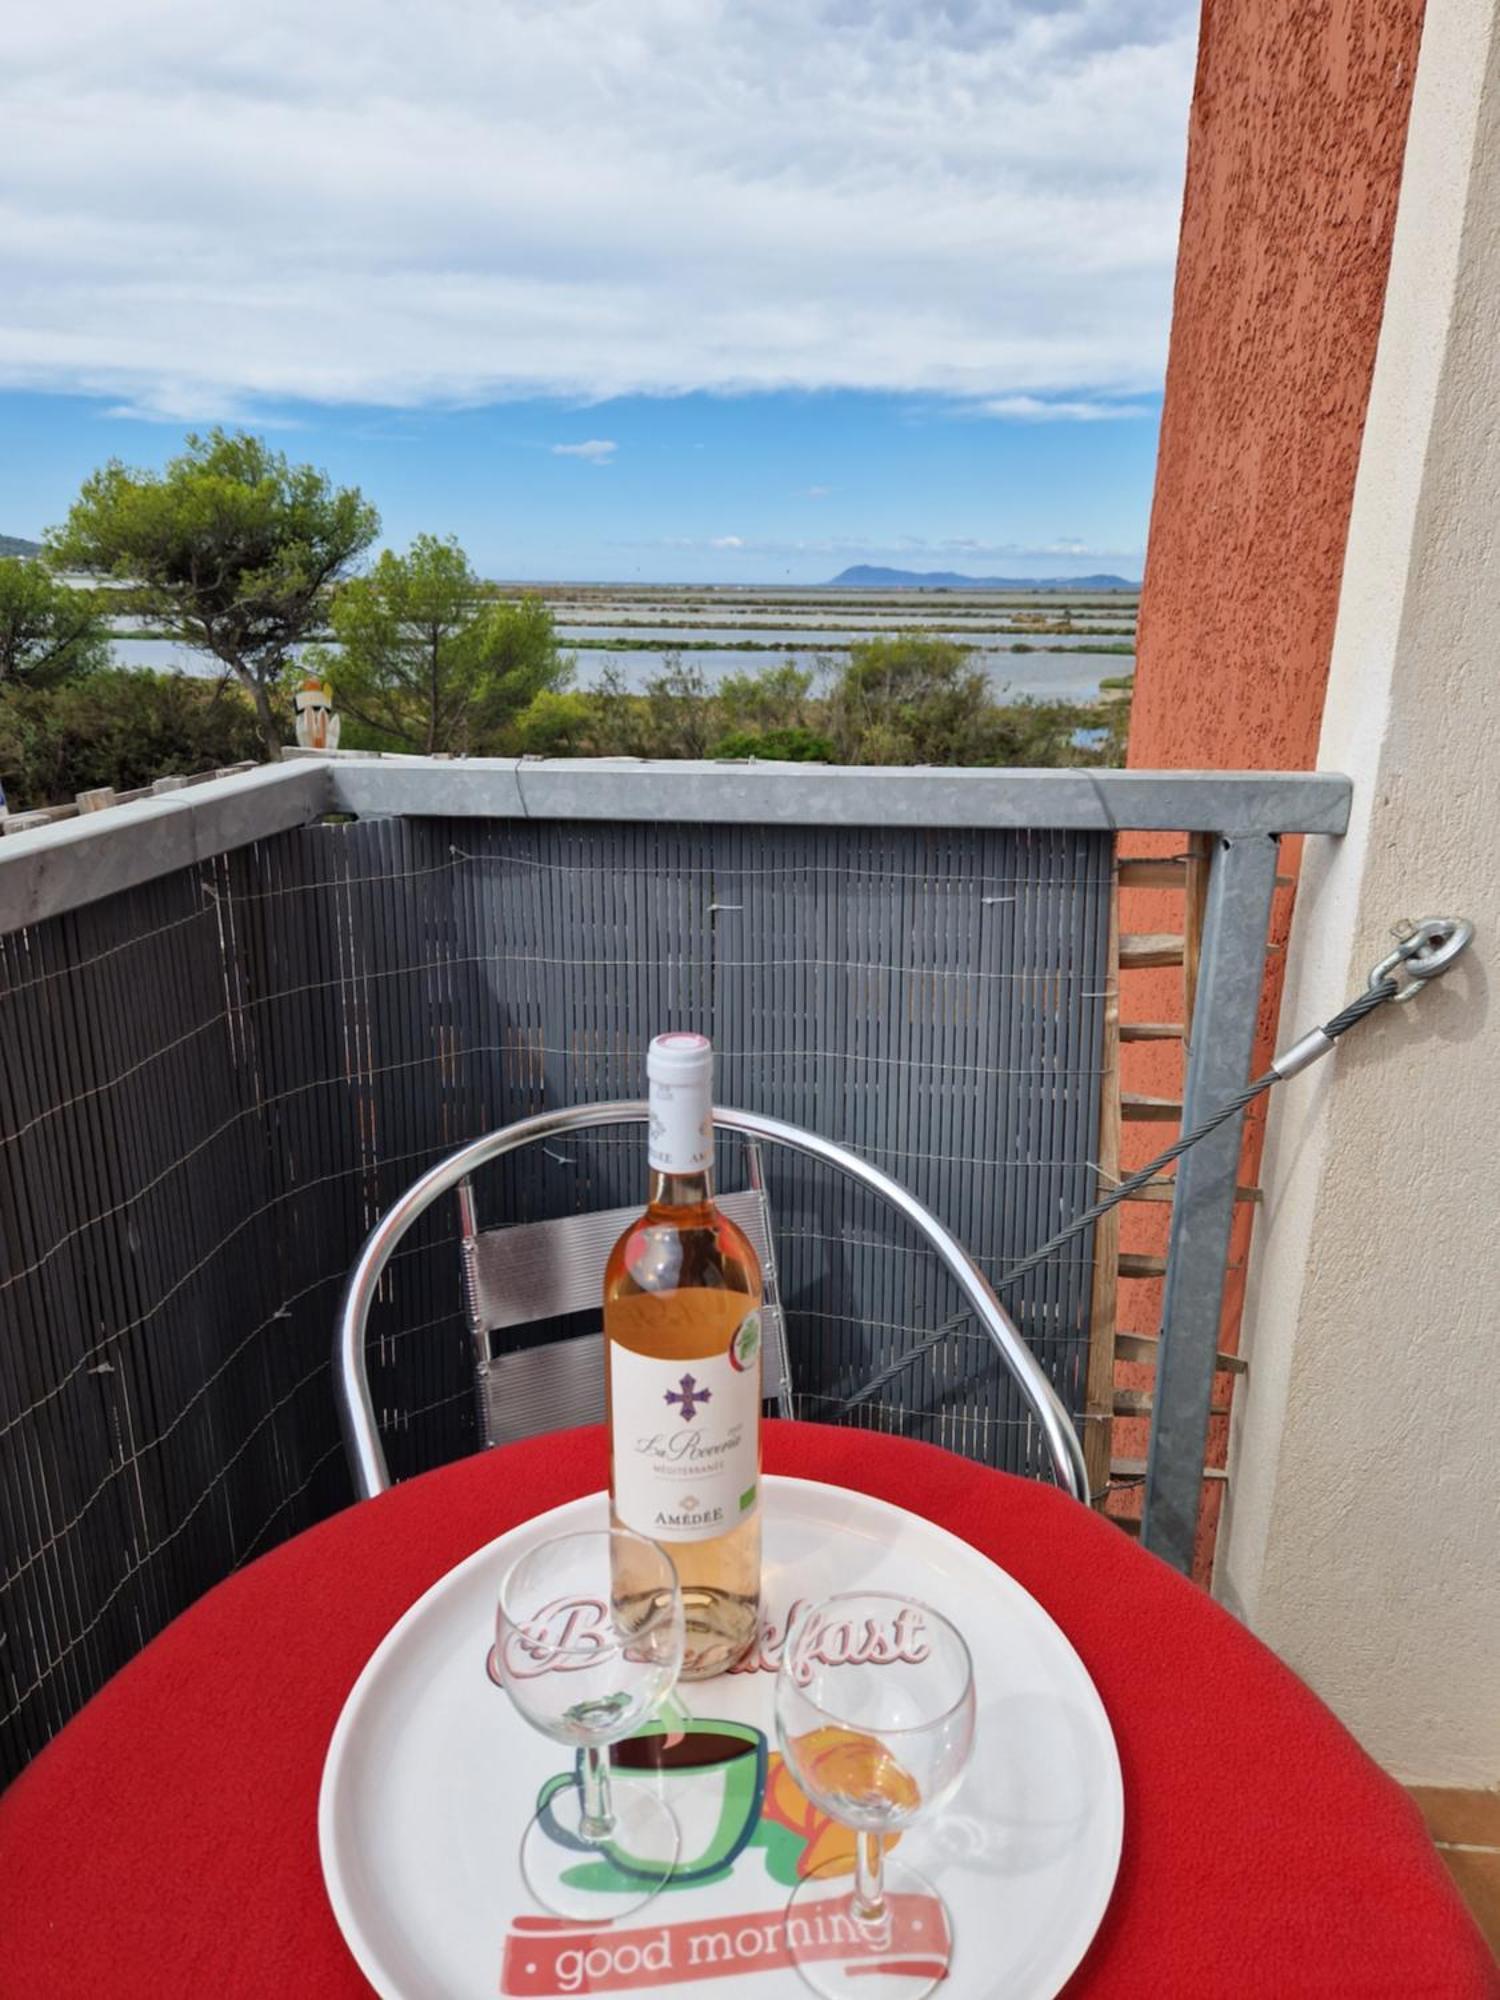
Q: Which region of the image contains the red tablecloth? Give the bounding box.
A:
[1,1421,1493,1997]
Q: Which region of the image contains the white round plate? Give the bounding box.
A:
[320,1476,1123,1999]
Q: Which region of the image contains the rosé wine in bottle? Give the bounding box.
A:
[604,1033,762,1680]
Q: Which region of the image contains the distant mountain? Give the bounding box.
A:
[1,534,42,559]
[826,565,1138,592]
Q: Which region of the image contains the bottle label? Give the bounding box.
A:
[611,1340,760,1543]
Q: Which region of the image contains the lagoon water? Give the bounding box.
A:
[564,646,1132,701]
[552,624,1131,650]
[105,585,1138,704]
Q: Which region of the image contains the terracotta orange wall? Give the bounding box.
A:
[1116,0,1426,1567]
[1131,0,1426,774]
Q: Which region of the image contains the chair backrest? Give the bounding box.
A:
[335,1101,1088,1504]
[456,1140,794,1448]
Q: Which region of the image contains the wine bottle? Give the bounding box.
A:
[604,1033,762,1680]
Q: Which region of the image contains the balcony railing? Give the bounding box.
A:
[0,754,1351,1782]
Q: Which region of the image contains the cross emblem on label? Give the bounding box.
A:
[664,1373,711,1422]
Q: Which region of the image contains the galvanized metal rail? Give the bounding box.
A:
[0,755,1351,936]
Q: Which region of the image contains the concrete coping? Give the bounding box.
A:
[0,752,1353,934]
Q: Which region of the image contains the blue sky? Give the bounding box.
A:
[0,388,1161,584]
[0,0,1196,584]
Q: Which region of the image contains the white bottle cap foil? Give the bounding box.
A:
[647,1032,714,1173]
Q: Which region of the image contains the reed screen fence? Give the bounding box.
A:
[0,811,1111,1782]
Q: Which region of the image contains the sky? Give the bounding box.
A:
[0,0,1200,583]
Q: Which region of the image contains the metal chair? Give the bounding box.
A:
[453,1137,794,1451]
[334,1103,1088,1504]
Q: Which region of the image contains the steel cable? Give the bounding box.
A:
[838,974,1403,1419]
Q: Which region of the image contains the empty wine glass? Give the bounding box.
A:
[774,1592,975,1998]
[493,1527,685,1919]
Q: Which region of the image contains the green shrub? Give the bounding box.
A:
[825,635,993,765]
[712,726,834,763]
[0,670,264,810]
[639,658,718,758]
[715,663,818,736]
[0,638,1125,813]
[509,689,600,757]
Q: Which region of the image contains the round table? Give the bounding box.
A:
[1,1421,1493,1997]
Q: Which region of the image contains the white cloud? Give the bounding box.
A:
[978,396,1154,422]
[0,0,1197,415]
[101,396,302,427]
[805,485,831,500]
[709,534,745,549]
[551,438,617,463]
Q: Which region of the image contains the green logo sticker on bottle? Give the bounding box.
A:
[730,1309,762,1374]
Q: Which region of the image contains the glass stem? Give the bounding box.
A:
[853,1830,891,1940]
[579,1746,614,1842]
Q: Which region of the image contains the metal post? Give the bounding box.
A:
[1142,833,1280,1571]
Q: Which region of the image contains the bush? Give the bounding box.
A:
[639,657,718,759]
[509,689,601,757]
[0,670,265,810]
[0,637,1128,810]
[825,635,994,765]
[504,650,1127,770]
[712,725,834,763]
[715,663,818,737]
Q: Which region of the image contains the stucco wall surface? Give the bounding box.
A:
[1131,0,1425,777]
[1221,0,1500,1785]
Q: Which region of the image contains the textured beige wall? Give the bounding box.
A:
[1219,0,1500,1785]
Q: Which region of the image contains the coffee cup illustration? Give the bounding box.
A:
[537,1715,767,1889]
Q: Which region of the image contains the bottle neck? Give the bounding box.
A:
[648,1166,715,1212]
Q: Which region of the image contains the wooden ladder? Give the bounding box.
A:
[1084,837,1241,1513]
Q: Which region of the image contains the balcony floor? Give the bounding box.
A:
[1410,1788,1500,1962]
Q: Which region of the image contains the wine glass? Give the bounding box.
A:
[493,1527,685,1920]
[774,1592,975,1998]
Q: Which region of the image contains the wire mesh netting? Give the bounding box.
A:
[0,811,1110,1782]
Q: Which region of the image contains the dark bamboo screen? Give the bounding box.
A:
[0,813,1109,1781]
